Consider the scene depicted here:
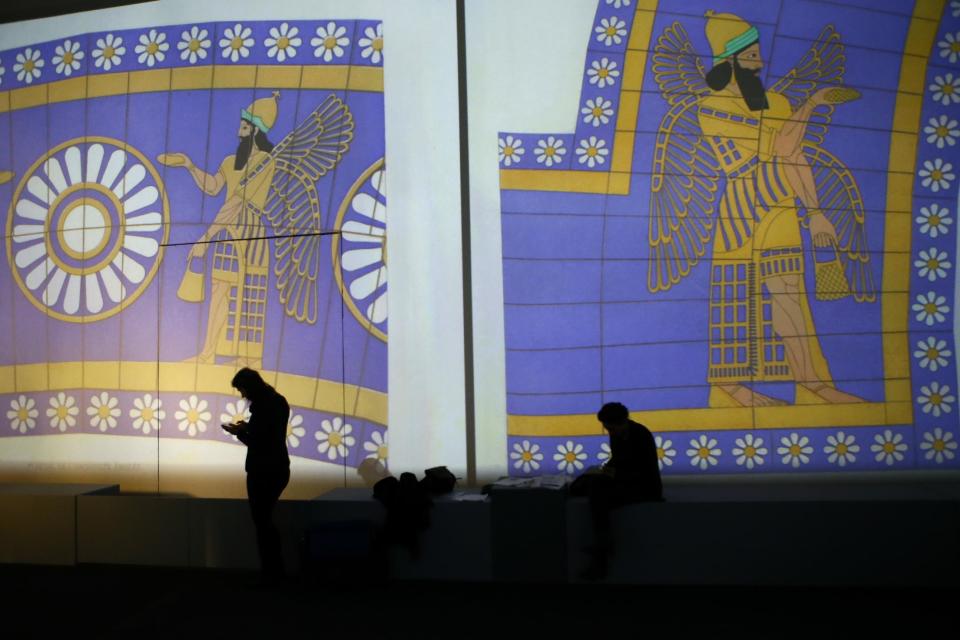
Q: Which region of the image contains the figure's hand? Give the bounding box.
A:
[188,241,208,260]
[810,87,835,108]
[808,211,838,247]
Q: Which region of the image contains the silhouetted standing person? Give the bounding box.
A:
[222,368,290,584]
[582,402,662,579]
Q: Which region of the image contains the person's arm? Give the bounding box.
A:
[185,159,226,196]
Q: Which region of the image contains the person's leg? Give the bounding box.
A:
[247,469,289,580]
[583,475,616,578]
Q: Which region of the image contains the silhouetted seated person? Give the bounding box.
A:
[222,368,290,586]
[574,401,662,579]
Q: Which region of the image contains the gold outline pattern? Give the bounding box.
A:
[6,136,171,323]
[332,157,387,343]
[504,0,938,436]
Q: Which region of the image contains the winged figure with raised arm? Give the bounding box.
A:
[647,11,875,408]
[160,91,353,368]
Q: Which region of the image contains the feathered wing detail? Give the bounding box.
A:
[651,21,710,106]
[647,95,722,293]
[768,25,845,146]
[259,95,354,323]
[803,142,875,302]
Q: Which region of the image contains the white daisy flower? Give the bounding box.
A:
[0,60,5,87]
[914,337,951,372]
[581,96,614,127]
[359,23,384,64]
[870,429,908,466]
[824,431,859,467]
[510,439,543,474]
[576,136,609,168]
[924,115,960,149]
[655,435,676,469]
[938,32,960,64]
[587,57,620,88]
[606,0,632,7]
[554,440,588,474]
[7,395,38,434]
[919,158,955,192]
[732,433,767,470]
[175,395,210,437]
[93,34,125,71]
[265,22,301,62]
[920,427,958,464]
[912,291,949,326]
[220,23,254,63]
[597,441,612,463]
[686,435,720,470]
[595,16,628,46]
[178,26,211,64]
[315,416,355,461]
[954,0,960,17]
[534,136,566,167]
[363,430,389,464]
[135,29,169,67]
[930,73,960,106]
[282,411,306,449]
[917,381,955,418]
[52,39,83,77]
[311,22,349,62]
[498,135,525,167]
[87,392,120,432]
[47,392,79,432]
[13,47,43,84]
[777,433,813,468]
[916,203,952,238]
[129,394,164,434]
[915,247,951,281]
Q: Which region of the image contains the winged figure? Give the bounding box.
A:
[161,92,353,367]
[647,11,874,408]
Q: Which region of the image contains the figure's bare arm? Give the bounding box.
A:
[772,88,832,159]
[186,161,226,196]
[778,112,838,248]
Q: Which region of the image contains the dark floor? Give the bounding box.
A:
[1,563,954,638]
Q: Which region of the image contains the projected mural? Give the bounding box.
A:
[500,0,960,474]
[0,20,389,485]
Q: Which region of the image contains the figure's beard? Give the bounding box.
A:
[234,133,255,170]
[734,60,769,111]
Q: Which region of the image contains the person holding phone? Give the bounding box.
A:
[222,367,290,585]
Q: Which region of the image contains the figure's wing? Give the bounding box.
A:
[647,96,721,293]
[803,142,875,302]
[652,22,710,106]
[261,95,355,323]
[768,25,845,146]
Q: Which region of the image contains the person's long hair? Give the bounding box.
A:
[231,367,275,403]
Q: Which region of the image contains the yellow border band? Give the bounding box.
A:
[0,360,387,426]
[508,401,898,436]
[0,64,384,114]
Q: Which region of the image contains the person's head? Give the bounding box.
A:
[231,367,273,403]
[597,402,630,434]
[235,92,279,170]
[234,117,274,170]
[703,12,768,111]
